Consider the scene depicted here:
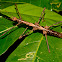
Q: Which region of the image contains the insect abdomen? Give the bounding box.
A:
[48,30,62,38]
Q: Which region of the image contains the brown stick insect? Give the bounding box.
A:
[0,4,62,53]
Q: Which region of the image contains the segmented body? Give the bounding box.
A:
[13,17,62,38]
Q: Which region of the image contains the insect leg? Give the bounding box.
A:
[38,7,46,24]
[19,29,33,39]
[0,22,21,37]
[21,27,28,36]
[15,3,21,19]
[45,34,50,53]
[49,21,62,28]
[42,11,45,22]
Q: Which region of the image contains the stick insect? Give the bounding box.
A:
[0,4,62,53]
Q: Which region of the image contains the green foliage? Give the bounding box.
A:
[0,0,51,9]
[0,2,62,62]
[0,0,62,10]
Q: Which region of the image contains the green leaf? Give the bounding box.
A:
[0,3,62,62]
[0,0,51,10]
[0,0,62,11]
[0,17,28,55]
[6,32,62,62]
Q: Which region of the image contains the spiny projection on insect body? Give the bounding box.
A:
[0,4,62,53]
